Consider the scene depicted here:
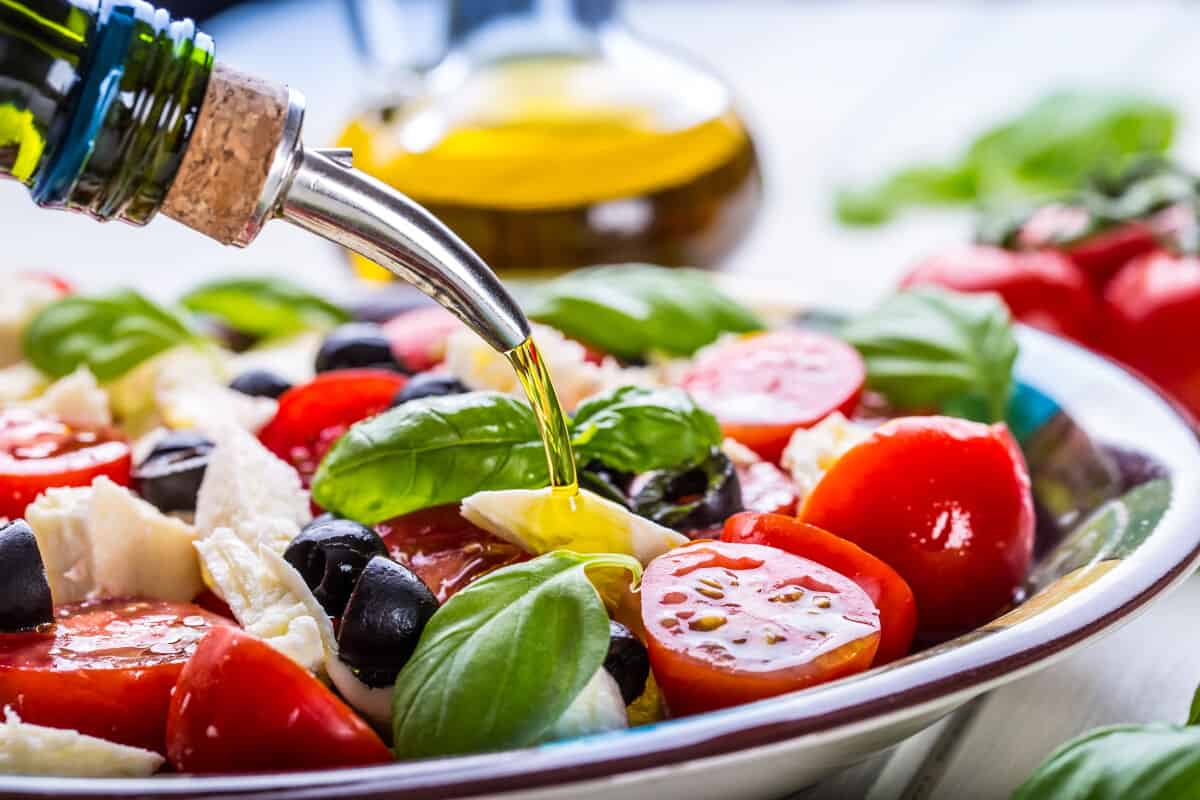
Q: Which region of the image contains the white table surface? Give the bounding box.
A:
[4,2,1200,797]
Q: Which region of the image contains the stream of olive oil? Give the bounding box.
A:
[507,336,578,494]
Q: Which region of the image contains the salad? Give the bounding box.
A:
[0,264,1037,776]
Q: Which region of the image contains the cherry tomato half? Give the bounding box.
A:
[1015,204,1163,289]
[166,626,392,773]
[722,513,916,664]
[901,245,1097,344]
[800,416,1034,638]
[678,331,866,464]
[0,408,132,520]
[259,369,408,485]
[641,540,880,716]
[376,504,530,603]
[383,306,465,373]
[0,599,231,753]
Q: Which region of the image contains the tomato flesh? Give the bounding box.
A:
[641,540,879,716]
[383,306,464,373]
[0,408,131,520]
[800,416,1034,638]
[722,513,916,664]
[0,599,230,753]
[166,626,392,773]
[376,504,530,603]
[679,331,865,463]
[259,369,408,485]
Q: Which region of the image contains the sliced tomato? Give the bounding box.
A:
[800,416,1033,638]
[0,408,132,520]
[0,599,230,753]
[901,245,1097,344]
[722,513,916,664]
[678,331,865,463]
[258,369,408,485]
[736,460,799,517]
[376,504,529,603]
[641,540,879,716]
[166,626,392,773]
[382,306,465,373]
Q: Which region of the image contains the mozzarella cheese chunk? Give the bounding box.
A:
[25,478,203,605]
[0,363,46,405]
[0,709,163,777]
[779,412,872,500]
[0,278,62,369]
[195,423,311,554]
[539,668,627,743]
[32,367,111,427]
[327,657,393,732]
[159,381,277,435]
[230,330,321,385]
[461,487,687,566]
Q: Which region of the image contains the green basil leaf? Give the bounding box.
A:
[842,288,1018,423]
[311,391,549,524]
[571,385,722,473]
[392,550,641,758]
[180,276,350,339]
[22,290,201,381]
[525,264,764,360]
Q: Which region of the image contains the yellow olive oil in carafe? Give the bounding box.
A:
[338,52,762,278]
[507,335,578,495]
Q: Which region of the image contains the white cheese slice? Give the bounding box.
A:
[194,423,310,555]
[539,668,627,743]
[24,487,94,605]
[780,412,872,501]
[105,346,229,437]
[327,657,393,733]
[158,381,277,435]
[0,708,163,777]
[0,362,47,405]
[0,278,62,369]
[32,367,111,427]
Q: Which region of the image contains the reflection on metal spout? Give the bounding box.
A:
[279,147,531,353]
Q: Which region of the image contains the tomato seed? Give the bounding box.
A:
[689,615,727,632]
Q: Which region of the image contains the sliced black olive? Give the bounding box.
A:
[391,373,469,407]
[337,556,438,688]
[315,323,407,374]
[631,449,743,532]
[604,621,649,706]
[283,518,388,618]
[229,369,293,399]
[579,460,634,508]
[0,520,53,632]
[133,432,215,513]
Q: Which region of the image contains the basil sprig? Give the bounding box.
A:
[313,386,721,524]
[180,276,350,339]
[525,264,763,360]
[23,290,201,381]
[1015,685,1200,800]
[392,550,641,758]
[843,288,1018,423]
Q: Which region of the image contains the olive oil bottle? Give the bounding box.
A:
[338,0,762,278]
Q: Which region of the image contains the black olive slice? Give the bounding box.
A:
[603,620,649,705]
[133,432,215,513]
[0,520,53,632]
[631,449,743,532]
[283,518,388,618]
[229,369,293,399]
[316,323,407,374]
[391,373,469,407]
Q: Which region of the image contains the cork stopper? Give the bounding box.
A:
[162,63,291,245]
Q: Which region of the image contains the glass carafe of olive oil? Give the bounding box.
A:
[338,0,763,278]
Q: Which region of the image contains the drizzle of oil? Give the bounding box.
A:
[506,335,578,495]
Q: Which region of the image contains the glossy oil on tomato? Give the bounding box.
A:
[641,540,879,716]
[722,513,916,664]
[259,369,408,485]
[800,416,1034,638]
[0,408,131,521]
[376,504,530,603]
[0,599,230,753]
[166,626,392,773]
[678,330,865,463]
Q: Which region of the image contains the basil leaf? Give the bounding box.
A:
[22,290,200,381]
[842,288,1018,422]
[571,386,722,473]
[311,392,549,524]
[180,276,350,339]
[525,264,763,360]
[392,550,641,758]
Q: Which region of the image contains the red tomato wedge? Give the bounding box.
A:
[678,331,865,463]
[722,513,916,664]
[800,416,1034,638]
[376,505,529,603]
[383,306,464,373]
[901,245,1097,344]
[259,369,408,485]
[641,540,880,716]
[0,599,230,753]
[166,626,392,773]
[0,408,132,520]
